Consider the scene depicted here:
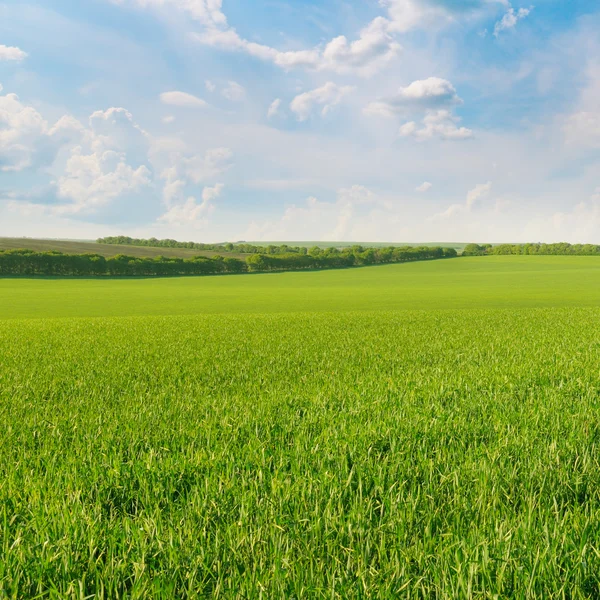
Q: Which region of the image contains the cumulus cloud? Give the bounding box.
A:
[0,86,85,172]
[365,77,462,116]
[433,181,492,219]
[221,80,246,102]
[2,81,231,223]
[267,98,282,119]
[290,82,355,121]
[160,91,208,108]
[54,148,152,215]
[416,181,432,192]
[399,110,473,141]
[0,45,28,61]
[494,5,533,37]
[205,80,216,92]
[366,78,472,141]
[158,183,224,226]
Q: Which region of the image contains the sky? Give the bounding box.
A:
[1,0,600,243]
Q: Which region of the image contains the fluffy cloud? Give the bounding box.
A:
[494,6,533,37]
[318,17,401,75]
[366,78,472,141]
[0,86,83,172]
[399,110,473,141]
[221,81,246,102]
[2,81,231,224]
[54,148,152,215]
[160,91,208,108]
[0,45,28,61]
[416,181,432,192]
[366,77,462,116]
[433,181,492,219]
[191,15,400,76]
[290,83,355,121]
[267,98,282,119]
[158,183,224,225]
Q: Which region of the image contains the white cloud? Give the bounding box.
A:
[205,80,216,92]
[399,110,473,141]
[0,45,28,61]
[160,91,208,108]
[192,16,400,76]
[365,77,462,117]
[55,148,152,215]
[319,17,401,75]
[162,115,175,124]
[0,87,84,172]
[159,183,224,225]
[267,98,282,119]
[221,80,246,102]
[290,82,355,121]
[494,6,532,37]
[202,182,224,202]
[433,181,492,219]
[416,181,432,192]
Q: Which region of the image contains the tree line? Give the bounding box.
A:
[97,236,312,255]
[0,246,457,277]
[463,243,600,256]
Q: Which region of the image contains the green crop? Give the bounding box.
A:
[2,258,600,597]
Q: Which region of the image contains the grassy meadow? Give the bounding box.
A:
[2,256,600,597]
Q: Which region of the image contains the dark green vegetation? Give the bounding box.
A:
[0,246,456,277]
[3,257,600,597]
[463,242,600,256]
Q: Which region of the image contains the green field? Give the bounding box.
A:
[1,256,600,319]
[2,256,600,597]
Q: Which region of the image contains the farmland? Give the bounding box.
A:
[2,256,600,597]
[0,238,249,260]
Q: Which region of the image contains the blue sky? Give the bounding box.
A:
[1,0,600,243]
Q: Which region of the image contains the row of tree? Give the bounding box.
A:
[0,246,457,277]
[463,243,600,256]
[97,236,311,255]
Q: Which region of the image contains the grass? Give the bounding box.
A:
[2,256,600,597]
[1,256,600,319]
[0,237,248,260]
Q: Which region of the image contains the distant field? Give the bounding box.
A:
[3,256,600,597]
[1,256,600,319]
[0,237,248,259]
[249,240,469,251]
